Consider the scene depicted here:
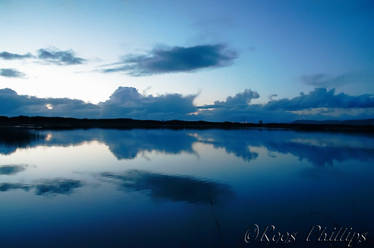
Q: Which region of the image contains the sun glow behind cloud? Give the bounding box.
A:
[0,59,118,103]
[0,55,231,106]
[45,104,53,110]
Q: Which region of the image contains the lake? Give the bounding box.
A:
[0,128,373,247]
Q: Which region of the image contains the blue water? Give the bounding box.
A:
[0,128,373,247]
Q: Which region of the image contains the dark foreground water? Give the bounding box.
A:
[0,128,373,248]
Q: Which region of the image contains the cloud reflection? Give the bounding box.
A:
[32,129,197,160]
[195,130,374,166]
[34,179,83,196]
[0,179,83,196]
[101,170,233,204]
[1,128,373,167]
[0,164,27,175]
[0,183,30,192]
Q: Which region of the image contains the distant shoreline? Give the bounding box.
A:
[0,116,373,133]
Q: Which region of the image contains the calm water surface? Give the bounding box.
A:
[0,128,373,247]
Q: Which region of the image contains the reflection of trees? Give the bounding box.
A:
[1,127,374,166]
[194,130,374,166]
[0,129,197,159]
[0,127,43,155]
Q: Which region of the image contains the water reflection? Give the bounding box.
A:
[0,128,197,159]
[101,170,233,204]
[0,178,83,196]
[0,164,26,175]
[0,182,29,192]
[0,128,373,247]
[34,179,83,196]
[194,130,374,166]
[0,127,43,155]
[1,128,373,166]
[101,130,196,159]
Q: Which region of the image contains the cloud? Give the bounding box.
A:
[198,89,295,122]
[212,89,260,107]
[0,51,33,60]
[301,72,374,88]
[0,87,196,120]
[100,87,197,119]
[0,87,373,122]
[268,94,278,101]
[0,48,85,65]
[0,164,27,175]
[197,88,374,122]
[37,48,85,65]
[101,170,233,204]
[101,44,237,75]
[264,88,374,111]
[0,68,25,78]
[302,73,347,88]
[0,88,100,118]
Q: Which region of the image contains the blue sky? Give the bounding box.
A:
[0,0,373,121]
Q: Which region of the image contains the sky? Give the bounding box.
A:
[0,0,373,122]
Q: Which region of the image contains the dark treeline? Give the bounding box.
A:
[0,116,373,132]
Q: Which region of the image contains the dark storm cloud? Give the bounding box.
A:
[101,170,233,204]
[0,68,25,78]
[102,44,237,75]
[37,48,85,65]
[0,51,33,60]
